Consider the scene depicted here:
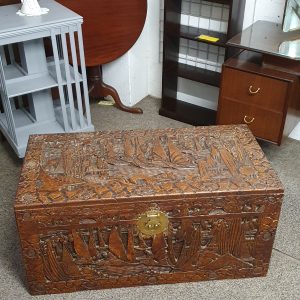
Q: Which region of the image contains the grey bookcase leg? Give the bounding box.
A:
[77,24,92,127]
[69,29,84,128]
[11,99,16,111]
[18,40,55,122]
[0,46,6,65]
[61,32,76,130]
[7,45,14,64]
[51,31,69,132]
[17,96,23,109]
[0,56,17,143]
[18,39,48,73]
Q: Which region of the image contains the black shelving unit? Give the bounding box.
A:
[160,0,246,125]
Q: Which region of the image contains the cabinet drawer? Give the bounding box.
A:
[217,98,283,143]
[221,68,288,112]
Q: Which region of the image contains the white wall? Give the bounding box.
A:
[244,0,286,29]
[102,0,287,107]
[101,26,148,107]
[147,0,163,98]
[102,1,161,107]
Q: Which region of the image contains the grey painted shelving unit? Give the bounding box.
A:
[0,0,94,158]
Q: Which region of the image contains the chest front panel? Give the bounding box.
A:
[16,192,283,295]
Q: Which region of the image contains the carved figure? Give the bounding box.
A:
[17,0,49,16]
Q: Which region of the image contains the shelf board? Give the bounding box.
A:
[0,109,62,157]
[54,102,91,131]
[47,58,83,85]
[0,104,93,158]
[3,63,26,81]
[4,59,83,98]
[5,72,58,98]
[200,0,231,4]
[159,97,217,126]
[178,63,221,87]
[212,0,231,4]
[0,108,33,129]
[180,25,227,47]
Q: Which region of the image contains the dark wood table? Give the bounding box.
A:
[58,0,147,114]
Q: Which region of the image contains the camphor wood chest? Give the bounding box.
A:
[14,125,284,295]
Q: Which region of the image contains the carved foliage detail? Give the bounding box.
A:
[37,215,268,283]
[15,126,283,205]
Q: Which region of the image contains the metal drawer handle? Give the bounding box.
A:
[244,115,255,124]
[249,86,261,95]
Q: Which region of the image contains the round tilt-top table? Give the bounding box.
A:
[58,0,147,114]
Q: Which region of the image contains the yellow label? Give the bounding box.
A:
[197,34,219,42]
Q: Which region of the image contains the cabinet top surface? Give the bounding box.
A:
[224,50,298,81]
[15,125,283,208]
[228,20,300,60]
[0,0,81,36]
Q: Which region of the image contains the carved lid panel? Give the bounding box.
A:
[15,125,283,208]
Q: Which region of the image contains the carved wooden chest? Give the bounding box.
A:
[14,125,284,295]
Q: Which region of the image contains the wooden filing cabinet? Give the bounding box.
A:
[217,51,300,145]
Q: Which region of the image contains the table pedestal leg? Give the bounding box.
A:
[87,65,143,114]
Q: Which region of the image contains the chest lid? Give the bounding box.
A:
[15,125,283,209]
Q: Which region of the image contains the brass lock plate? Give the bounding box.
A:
[137,210,169,236]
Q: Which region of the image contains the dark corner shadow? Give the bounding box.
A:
[0,141,26,289]
[258,136,300,158]
[0,219,27,289]
[0,140,23,168]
